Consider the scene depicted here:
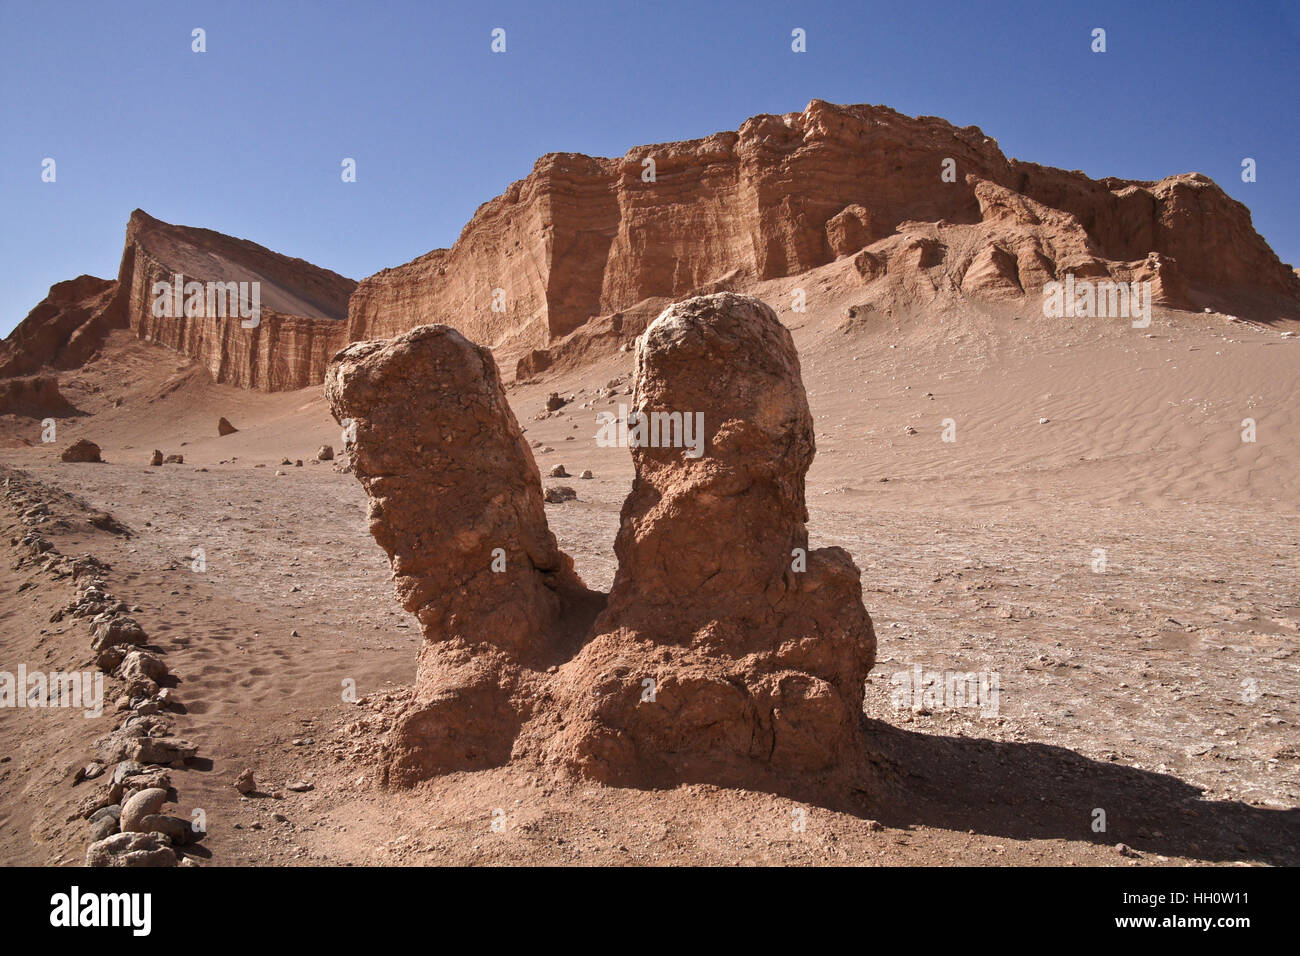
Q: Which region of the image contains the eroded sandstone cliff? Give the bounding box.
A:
[9,100,1299,391]
[113,211,356,390]
[352,99,1300,364]
[2,212,355,391]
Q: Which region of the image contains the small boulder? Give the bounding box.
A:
[86,832,176,867]
[138,814,191,845]
[60,439,101,463]
[234,768,256,795]
[95,644,127,672]
[164,454,183,464]
[545,392,567,412]
[150,450,164,466]
[119,787,169,832]
[544,486,577,503]
[548,464,569,478]
[118,649,169,683]
[218,417,238,436]
[90,615,146,652]
[316,445,334,461]
[119,769,171,797]
[111,761,145,785]
[130,737,198,765]
[121,676,159,701]
[89,804,121,825]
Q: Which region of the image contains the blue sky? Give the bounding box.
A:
[2,0,1297,335]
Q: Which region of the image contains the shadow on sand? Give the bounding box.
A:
[851,717,1299,866]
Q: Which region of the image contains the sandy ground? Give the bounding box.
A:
[1,280,1297,866]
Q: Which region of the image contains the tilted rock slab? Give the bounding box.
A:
[325,325,590,784]
[115,210,356,391]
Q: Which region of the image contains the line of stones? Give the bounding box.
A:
[3,470,203,867]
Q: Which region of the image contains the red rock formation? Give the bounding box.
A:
[333,295,876,792]
[0,276,117,377]
[537,293,876,787]
[10,101,1298,391]
[324,325,595,784]
[112,211,356,390]
[3,212,356,391]
[352,100,1300,359]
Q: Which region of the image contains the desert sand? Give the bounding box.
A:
[2,250,1297,863]
[4,96,1299,869]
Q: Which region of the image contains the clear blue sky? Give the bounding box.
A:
[2,0,1297,335]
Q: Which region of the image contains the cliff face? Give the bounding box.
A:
[350,100,1300,358]
[113,211,355,390]
[3,211,356,391]
[8,100,1299,392]
[132,308,349,392]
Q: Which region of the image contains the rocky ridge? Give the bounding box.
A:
[6,101,1299,392]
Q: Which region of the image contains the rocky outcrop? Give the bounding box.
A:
[352,100,1300,358]
[0,374,76,418]
[538,294,876,786]
[112,211,356,390]
[325,325,594,784]
[0,276,117,377]
[332,294,876,792]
